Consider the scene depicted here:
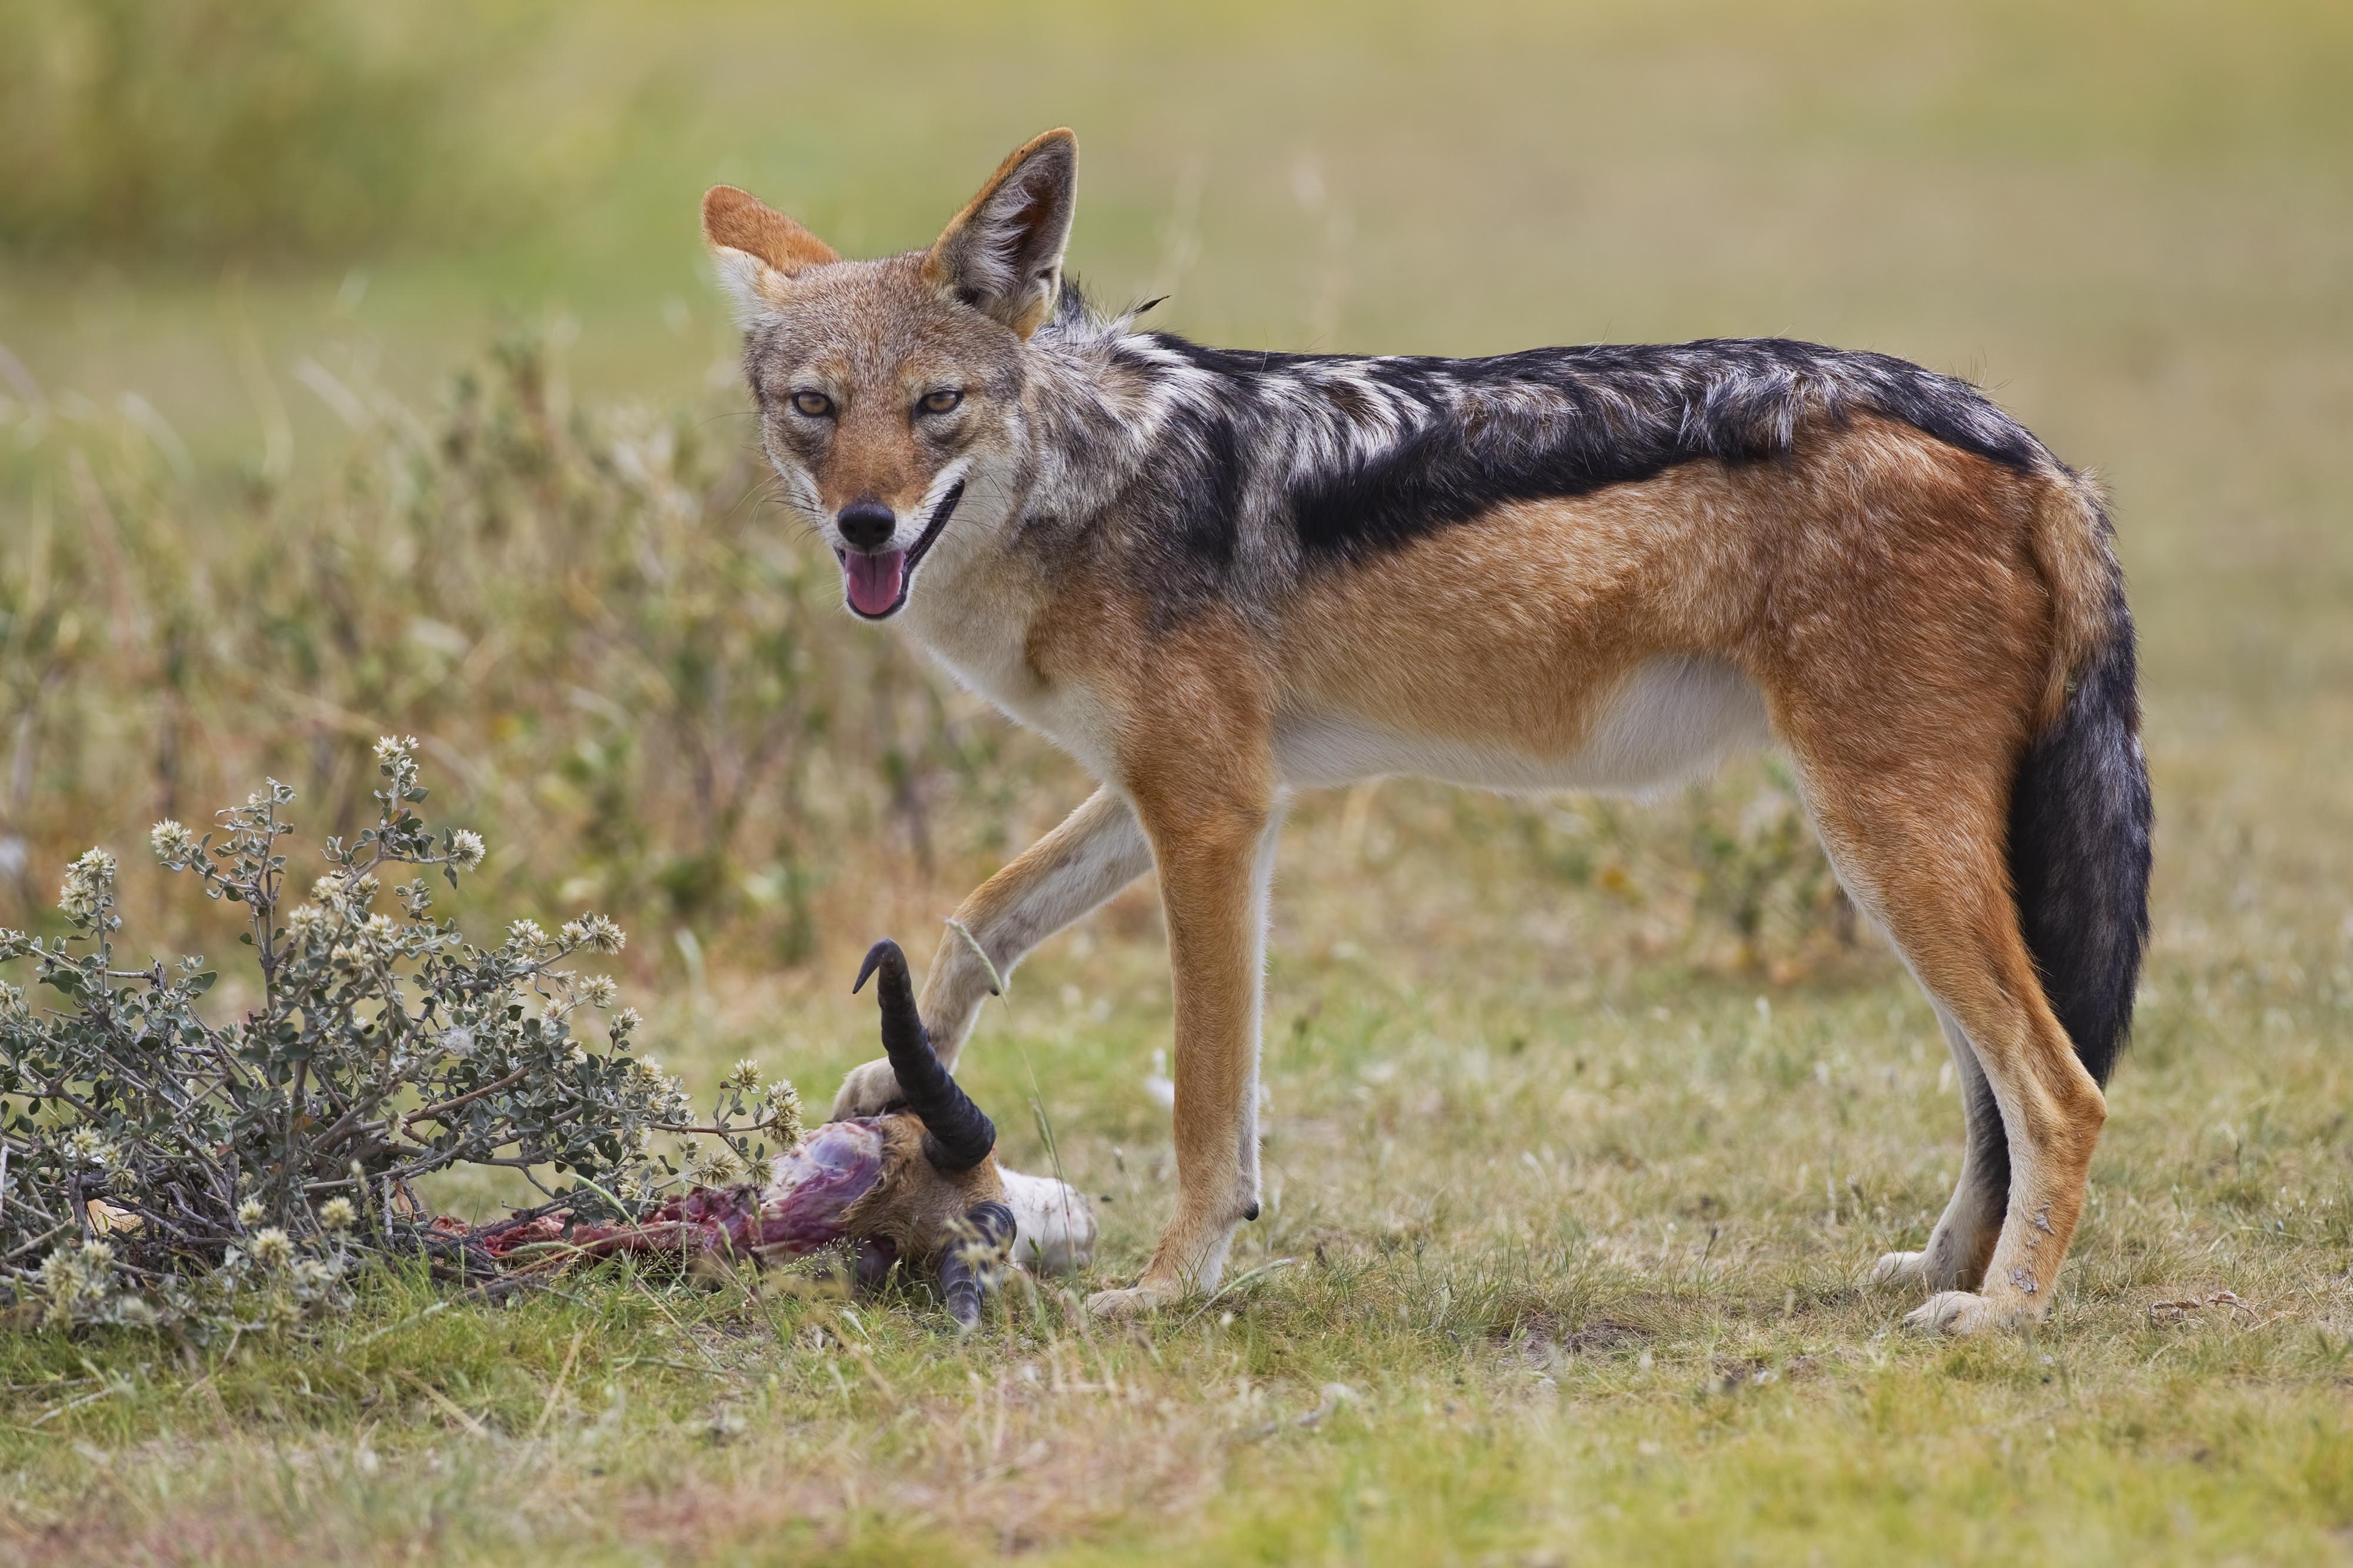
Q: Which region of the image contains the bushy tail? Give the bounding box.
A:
[2009,476,2153,1086]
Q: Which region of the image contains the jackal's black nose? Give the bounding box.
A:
[836,502,897,552]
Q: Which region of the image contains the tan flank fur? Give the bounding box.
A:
[702,130,2148,1334]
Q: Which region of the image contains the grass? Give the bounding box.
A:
[1,885,2348,1563]
[4,0,2352,1562]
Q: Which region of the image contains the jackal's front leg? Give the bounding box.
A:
[829,789,1152,1119]
[1087,789,1280,1320]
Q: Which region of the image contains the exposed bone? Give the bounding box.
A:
[1000,1165,1098,1274]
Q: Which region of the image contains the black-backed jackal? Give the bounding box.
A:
[701,130,2151,1333]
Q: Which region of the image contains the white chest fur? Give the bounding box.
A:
[898,563,1125,783]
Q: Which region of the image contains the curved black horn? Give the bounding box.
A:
[852,939,996,1171]
[935,1200,1016,1332]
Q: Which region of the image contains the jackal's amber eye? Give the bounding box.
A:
[918,389,963,415]
[790,391,834,418]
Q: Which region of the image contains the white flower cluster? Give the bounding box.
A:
[682,1144,744,1186]
[216,1217,351,1330]
[58,848,116,923]
[149,819,201,865]
[314,872,382,909]
[761,1080,805,1149]
[624,1053,695,1123]
[60,1126,117,1170]
[35,1239,117,1331]
[285,873,422,968]
[561,912,626,955]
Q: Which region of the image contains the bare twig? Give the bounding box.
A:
[403,1065,532,1131]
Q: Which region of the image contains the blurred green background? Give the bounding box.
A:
[11,1,2349,453]
[0,0,2347,989]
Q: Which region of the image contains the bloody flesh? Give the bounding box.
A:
[568,1118,888,1260]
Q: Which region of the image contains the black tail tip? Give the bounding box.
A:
[2007,603,2152,1087]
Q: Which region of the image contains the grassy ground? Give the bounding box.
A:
[2,815,2348,1564]
[4,1,2351,1563]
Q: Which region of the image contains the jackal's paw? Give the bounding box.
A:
[1084,1278,1187,1320]
[1903,1290,2017,1336]
[1870,1250,1928,1288]
[827,1057,902,1122]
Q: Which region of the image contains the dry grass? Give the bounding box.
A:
[0,971,2342,1567]
[1,756,2345,1563]
[2,0,2350,1562]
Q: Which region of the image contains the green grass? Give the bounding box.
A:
[4,0,2352,1562]
[2,902,2349,1563]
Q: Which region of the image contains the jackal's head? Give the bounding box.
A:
[702,131,1078,620]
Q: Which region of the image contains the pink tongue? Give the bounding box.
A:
[843,550,908,616]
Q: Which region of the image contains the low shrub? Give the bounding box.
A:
[0,738,798,1336]
[0,332,1027,964]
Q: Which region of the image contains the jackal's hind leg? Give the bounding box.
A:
[1872,1004,2009,1293]
[1797,756,2105,1336]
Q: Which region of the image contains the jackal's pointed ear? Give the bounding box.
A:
[701,185,839,324]
[925,129,1078,339]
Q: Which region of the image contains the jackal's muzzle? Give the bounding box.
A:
[835,479,966,619]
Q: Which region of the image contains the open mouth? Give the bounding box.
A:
[836,479,965,620]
